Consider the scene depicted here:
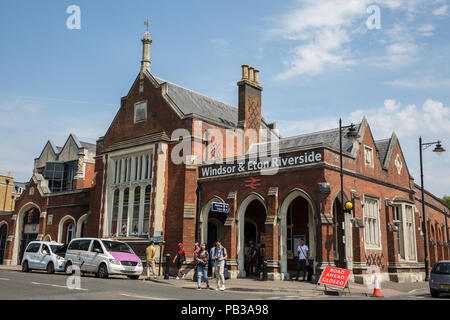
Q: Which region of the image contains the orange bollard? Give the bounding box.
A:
[372,275,382,297]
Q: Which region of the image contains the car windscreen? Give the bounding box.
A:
[432,263,450,275]
[101,240,134,254]
[53,244,67,255]
[50,245,63,253]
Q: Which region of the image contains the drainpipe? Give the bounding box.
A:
[195,182,202,244]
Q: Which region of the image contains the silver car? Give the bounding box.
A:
[429,261,450,298]
[21,241,66,274]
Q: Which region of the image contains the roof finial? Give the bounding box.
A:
[141,19,152,73]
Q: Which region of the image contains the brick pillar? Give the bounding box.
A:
[224,191,238,278]
[264,187,280,280]
[181,164,198,258]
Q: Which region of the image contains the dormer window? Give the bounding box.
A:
[134,101,147,123]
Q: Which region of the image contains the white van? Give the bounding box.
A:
[64,238,143,279]
[21,241,66,274]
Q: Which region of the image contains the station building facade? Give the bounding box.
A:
[1,31,449,283]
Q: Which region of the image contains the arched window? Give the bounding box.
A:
[120,188,129,236]
[143,185,151,235]
[80,219,87,237]
[66,223,74,243]
[111,189,119,236]
[131,187,141,235]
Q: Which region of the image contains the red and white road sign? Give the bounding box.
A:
[318,266,351,288]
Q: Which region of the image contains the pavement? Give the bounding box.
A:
[0,264,443,300]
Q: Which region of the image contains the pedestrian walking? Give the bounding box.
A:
[214,240,227,291]
[295,239,309,281]
[192,242,200,281]
[145,240,157,280]
[210,241,217,278]
[248,241,257,275]
[173,243,186,279]
[196,243,210,290]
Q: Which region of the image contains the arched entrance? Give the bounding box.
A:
[236,193,267,278]
[11,203,41,265]
[200,197,226,247]
[0,223,7,265]
[58,215,76,244]
[279,189,317,279]
[19,208,40,263]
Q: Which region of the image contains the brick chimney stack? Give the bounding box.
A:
[237,64,263,149]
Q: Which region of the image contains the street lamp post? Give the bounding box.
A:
[419,137,445,281]
[339,119,360,270]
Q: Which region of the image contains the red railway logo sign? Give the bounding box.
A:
[244,177,261,190]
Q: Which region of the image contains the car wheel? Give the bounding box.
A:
[430,289,440,298]
[65,261,74,275]
[46,262,55,274]
[22,261,30,273]
[128,275,140,280]
[98,263,109,279]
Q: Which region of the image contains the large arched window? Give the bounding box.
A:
[120,188,129,236]
[111,189,119,236]
[66,223,74,243]
[143,185,151,235]
[131,186,141,235]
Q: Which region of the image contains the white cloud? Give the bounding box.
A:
[270,0,438,79]
[348,99,450,138]
[418,23,435,36]
[433,5,448,16]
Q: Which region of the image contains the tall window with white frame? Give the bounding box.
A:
[393,205,404,259]
[405,205,416,260]
[143,185,151,235]
[131,186,140,235]
[111,189,119,236]
[120,188,129,236]
[110,152,154,237]
[364,196,380,247]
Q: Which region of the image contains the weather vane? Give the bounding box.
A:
[144,19,149,32]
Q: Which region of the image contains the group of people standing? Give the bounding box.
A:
[144,238,311,285]
[145,240,228,291]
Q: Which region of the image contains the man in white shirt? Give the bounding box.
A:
[295,239,309,281]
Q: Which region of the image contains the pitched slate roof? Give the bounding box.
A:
[154,76,238,127]
[375,138,391,165]
[248,124,361,154]
[80,141,96,153]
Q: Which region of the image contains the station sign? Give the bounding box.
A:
[199,149,323,178]
[211,202,230,214]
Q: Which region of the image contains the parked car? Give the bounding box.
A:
[64,238,143,279]
[429,261,450,298]
[21,241,66,274]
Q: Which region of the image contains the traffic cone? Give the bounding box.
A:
[372,275,381,297]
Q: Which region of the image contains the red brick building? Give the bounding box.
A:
[0,134,95,265]
[1,31,449,283]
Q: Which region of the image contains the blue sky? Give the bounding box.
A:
[1,0,450,197]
